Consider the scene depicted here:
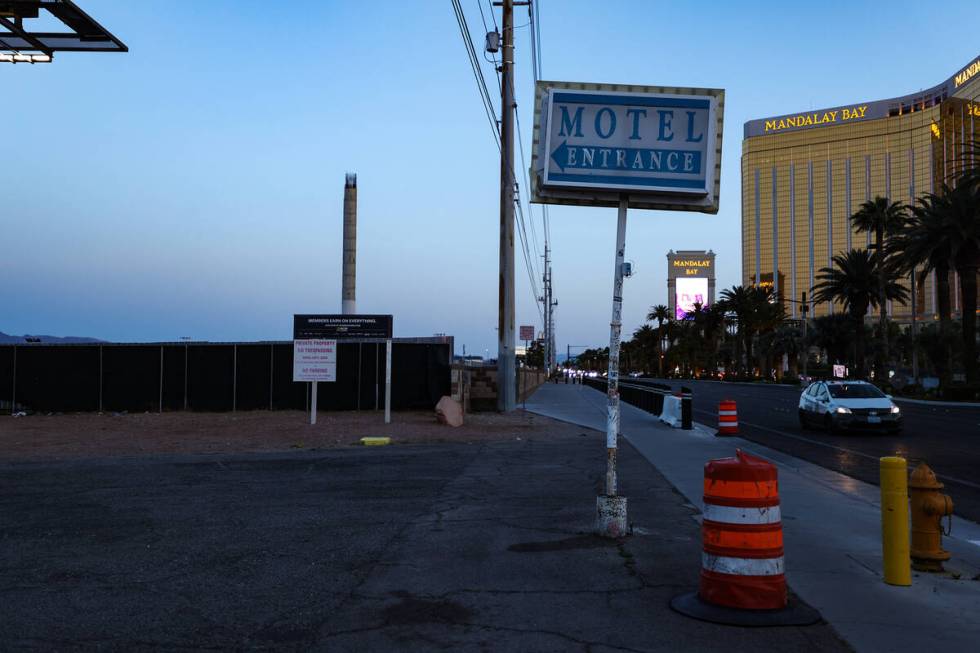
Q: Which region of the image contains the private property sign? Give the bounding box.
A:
[292,339,337,382]
[532,82,724,213]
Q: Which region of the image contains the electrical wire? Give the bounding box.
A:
[454,0,542,321]
[452,0,499,151]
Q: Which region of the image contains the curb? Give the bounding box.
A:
[891,396,980,408]
[646,378,980,409]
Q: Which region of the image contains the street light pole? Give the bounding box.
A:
[911,269,919,383]
[801,291,809,380]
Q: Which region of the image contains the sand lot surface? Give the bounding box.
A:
[0,408,589,460]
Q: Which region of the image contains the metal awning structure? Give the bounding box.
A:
[0,0,127,58]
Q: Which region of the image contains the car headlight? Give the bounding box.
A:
[890,405,900,414]
[835,406,852,414]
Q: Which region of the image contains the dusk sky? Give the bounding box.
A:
[3,1,978,355]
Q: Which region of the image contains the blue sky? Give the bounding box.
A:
[3,0,977,355]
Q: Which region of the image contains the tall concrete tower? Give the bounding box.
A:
[342,173,357,315]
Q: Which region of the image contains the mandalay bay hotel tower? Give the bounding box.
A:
[742,54,980,321]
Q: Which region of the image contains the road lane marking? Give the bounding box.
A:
[693,408,980,492]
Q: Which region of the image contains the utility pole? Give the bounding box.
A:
[549,289,557,371]
[541,244,556,375]
[495,0,523,412]
[541,248,549,376]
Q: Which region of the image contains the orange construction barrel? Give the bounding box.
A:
[716,400,738,436]
[700,449,785,609]
[670,450,820,626]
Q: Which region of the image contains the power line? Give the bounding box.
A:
[452,0,499,151]
[478,0,539,287]
[486,0,499,32]
[455,0,542,321]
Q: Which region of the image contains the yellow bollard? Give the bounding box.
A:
[880,456,911,586]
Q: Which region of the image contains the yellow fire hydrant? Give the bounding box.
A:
[909,462,953,572]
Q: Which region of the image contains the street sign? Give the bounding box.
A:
[293,314,392,340]
[520,325,535,341]
[531,81,724,213]
[292,339,337,382]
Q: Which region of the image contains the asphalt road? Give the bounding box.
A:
[0,439,847,651]
[630,378,980,523]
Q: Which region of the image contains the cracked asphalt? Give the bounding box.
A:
[0,434,853,651]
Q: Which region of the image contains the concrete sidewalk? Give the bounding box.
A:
[526,382,980,653]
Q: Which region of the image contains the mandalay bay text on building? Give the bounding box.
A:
[741,54,980,321]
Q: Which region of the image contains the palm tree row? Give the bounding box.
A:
[567,141,978,389]
[814,177,979,385]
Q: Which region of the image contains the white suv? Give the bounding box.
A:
[798,380,902,434]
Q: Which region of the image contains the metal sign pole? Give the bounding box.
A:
[606,196,628,496]
[384,338,392,424]
[595,196,630,538]
[310,381,318,425]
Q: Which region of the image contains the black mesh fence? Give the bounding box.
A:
[0,340,450,414]
[103,345,160,413]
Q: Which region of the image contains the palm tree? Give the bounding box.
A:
[850,197,909,378]
[929,183,980,384]
[646,304,671,376]
[897,183,980,385]
[631,324,658,374]
[647,304,671,327]
[811,249,909,378]
[719,286,755,377]
[891,191,956,383]
[700,303,728,376]
[810,314,856,369]
[766,324,804,379]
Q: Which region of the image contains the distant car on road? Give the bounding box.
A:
[798,380,902,434]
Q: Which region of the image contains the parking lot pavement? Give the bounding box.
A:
[0,435,849,651]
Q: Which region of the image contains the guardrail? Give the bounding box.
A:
[581,376,673,415]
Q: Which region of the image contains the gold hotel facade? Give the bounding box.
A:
[742,54,980,321]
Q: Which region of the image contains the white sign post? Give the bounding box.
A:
[532,81,725,538]
[292,339,337,425]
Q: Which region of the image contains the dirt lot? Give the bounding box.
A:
[0,408,590,460]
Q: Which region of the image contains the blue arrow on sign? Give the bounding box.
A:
[550,140,570,171]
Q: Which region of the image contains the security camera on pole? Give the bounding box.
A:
[530,81,725,537]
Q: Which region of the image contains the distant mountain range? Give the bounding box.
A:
[0,331,104,344]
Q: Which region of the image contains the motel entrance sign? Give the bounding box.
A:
[533,82,724,213]
[543,90,717,196]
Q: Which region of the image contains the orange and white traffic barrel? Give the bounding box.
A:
[671,450,820,626]
[716,400,738,436]
[700,450,785,609]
